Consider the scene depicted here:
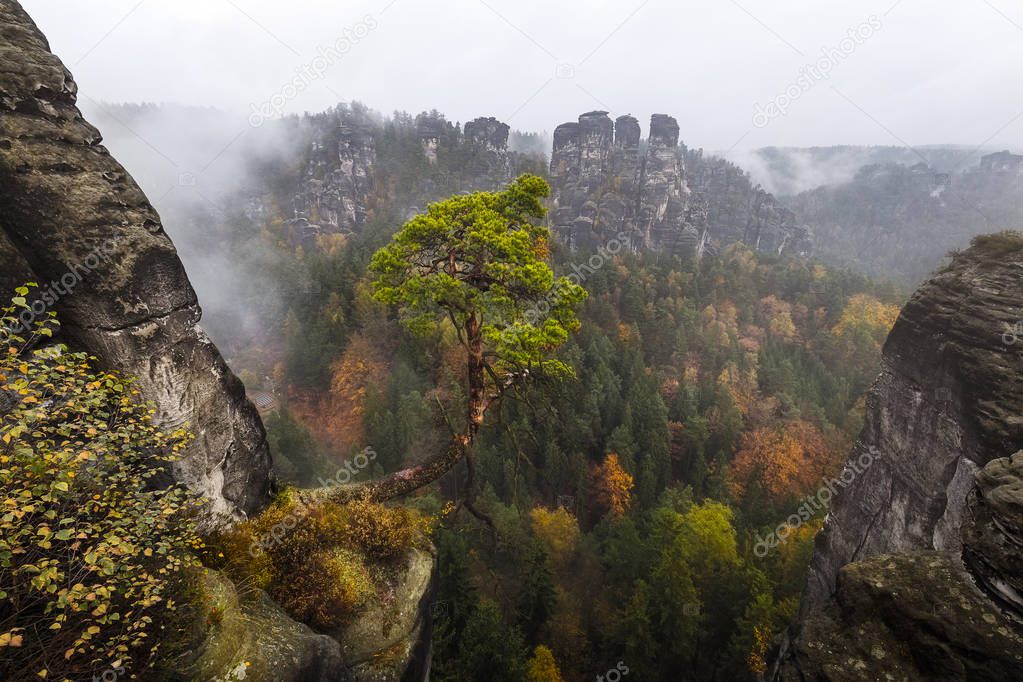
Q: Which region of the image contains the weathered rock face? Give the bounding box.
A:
[641,114,687,250]
[549,111,811,258]
[980,149,1023,173]
[682,147,811,256]
[415,112,448,167]
[176,549,435,682]
[775,552,1023,681]
[773,233,1023,680]
[962,450,1023,621]
[800,234,1023,610]
[462,116,512,188]
[292,110,376,242]
[328,548,435,681]
[464,116,510,155]
[0,0,272,518]
[289,110,521,246]
[551,111,667,251]
[0,7,436,680]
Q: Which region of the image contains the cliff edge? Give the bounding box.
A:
[0,0,272,519]
[773,232,1023,680]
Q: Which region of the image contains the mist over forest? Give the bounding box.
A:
[3,2,1023,681]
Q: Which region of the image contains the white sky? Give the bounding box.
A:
[17,0,1023,151]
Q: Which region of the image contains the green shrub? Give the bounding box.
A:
[0,286,203,680]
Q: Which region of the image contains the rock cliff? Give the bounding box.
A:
[292,110,377,238]
[174,549,435,682]
[0,0,272,519]
[684,148,812,256]
[285,109,527,250]
[463,115,512,189]
[549,111,811,257]
[773,232,1023,680]
[0,4,435,680]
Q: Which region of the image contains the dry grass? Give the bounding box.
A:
[207,490,434,630]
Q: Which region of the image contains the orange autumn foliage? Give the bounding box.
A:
[289,332,389,453]
[592,453,635,517]
[728,421,832,503]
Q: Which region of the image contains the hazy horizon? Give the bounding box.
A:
[18,0,1023,153]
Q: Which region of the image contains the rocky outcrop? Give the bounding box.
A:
[463,116,511,186]
[549,111,811,258]
[0,0,272,519]
[682,147,811,256]
[641,114,688,250]
[170,569,347,682]
[464,116,510,155]
[328,548,435,681]
[980,149,1023,173]
[416,112,447,166]
[290,110,521,243]
[0,7,437,680]
[773,233,1023,680]
[963,451,1023,620]
[551,111,687,252]
[799,233,1023,610]
[171,550,434,682]
[293,109,376,241]
[775,552,1023,681]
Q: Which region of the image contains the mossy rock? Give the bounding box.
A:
[163,569,346,682]
[330,547,435,680]
[777,552,1023,681]
[162,547,434,682]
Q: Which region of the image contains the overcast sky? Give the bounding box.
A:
[18,0,1023,151]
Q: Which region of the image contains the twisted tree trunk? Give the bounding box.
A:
[301,314,488,507]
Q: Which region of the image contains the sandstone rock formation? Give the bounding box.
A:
[0,0,272,519]
[292,108,377,241]
[463,115,512,187]
[980,149,1023,173]
[684,148,811,256]
[776,551,1023,680]
[416,112,447,166]
[0,5,436,680]
[963,451,1023,621]
[287,109,521,247]
[465,116,510,157]
[773,232,1023,680]
[549,111,811,258]
[176,549,435,682]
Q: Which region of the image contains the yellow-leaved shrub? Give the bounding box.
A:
[210,490,433,630]
[0,286,203,680]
